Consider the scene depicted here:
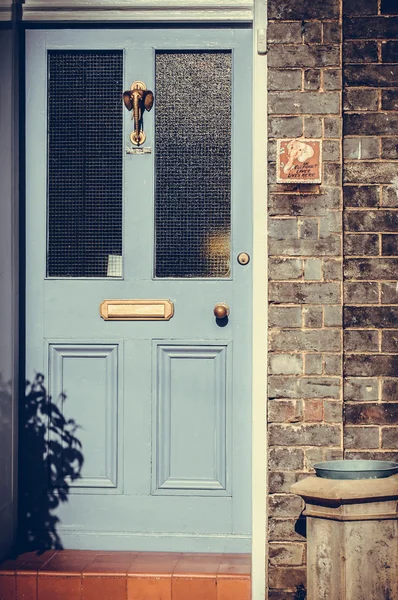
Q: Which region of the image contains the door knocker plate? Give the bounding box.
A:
[123,81,154,147]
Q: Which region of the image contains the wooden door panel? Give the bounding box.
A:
[48,343,121,492]
[153,342,231,495]
[25,28,252,552]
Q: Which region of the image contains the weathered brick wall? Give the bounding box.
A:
[343,0,398,461]
[267,0,343,596]
[267,0,398,596]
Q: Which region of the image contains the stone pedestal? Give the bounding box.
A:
[291,474,398,600]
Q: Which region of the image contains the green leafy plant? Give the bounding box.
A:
[19,373,83,551]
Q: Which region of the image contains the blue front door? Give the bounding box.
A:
[25,28,252,552]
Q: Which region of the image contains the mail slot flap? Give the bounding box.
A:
[100,299,174,321]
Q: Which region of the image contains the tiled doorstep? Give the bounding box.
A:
[0,551,251,600]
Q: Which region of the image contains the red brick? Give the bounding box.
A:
[303,399,324,422]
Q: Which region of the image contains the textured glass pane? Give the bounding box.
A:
[47,51,123,278]
[155,52,232,278]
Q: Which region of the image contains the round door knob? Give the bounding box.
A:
[213,303,230,319]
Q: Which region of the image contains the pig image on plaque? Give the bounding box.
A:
[277,138,322,184]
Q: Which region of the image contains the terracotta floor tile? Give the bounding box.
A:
[16,574,37,600]
[172,577,217,600]
[58,550,98,556]
[217,556,251,578]
[94,552,137,562]
[40,552,93,575]
[217,578,251,600]
[37,575,81,600]
[84,553,137,576]
[128,554,181,576]
[127,576,171,600]
[0,552,251,600]
[177,554,223,562]
[0,552,54,577]
[0,575,16,600]
[82,575,126,600]
[0,560,20,575]
[19,551,58,573]
[174,554,223,578]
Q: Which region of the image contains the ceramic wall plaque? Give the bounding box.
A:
[277,139,322,184]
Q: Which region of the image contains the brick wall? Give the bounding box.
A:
[267,0,343,597]
[267,0,398,596]
[343,1,398,459]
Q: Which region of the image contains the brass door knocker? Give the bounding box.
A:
[123,81,154,146]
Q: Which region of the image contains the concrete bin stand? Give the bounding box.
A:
[291,474,398,600]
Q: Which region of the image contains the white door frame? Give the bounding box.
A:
[251,0,268,598]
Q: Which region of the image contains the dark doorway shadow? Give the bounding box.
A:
[294,515,307,539]
[18,373,84,552]
[0,374,13,533]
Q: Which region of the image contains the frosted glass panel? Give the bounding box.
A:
[47,51,123,278]
[155,52,232,278]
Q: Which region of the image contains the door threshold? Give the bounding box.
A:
[0,550,251,599]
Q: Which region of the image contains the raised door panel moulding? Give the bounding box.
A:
[0,0,12,21]
[22,0,253,21]
[152,342,232,497]
[48,343,122,494]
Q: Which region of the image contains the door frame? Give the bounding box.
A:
[12,2,268,598]
[251,0,268,598]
